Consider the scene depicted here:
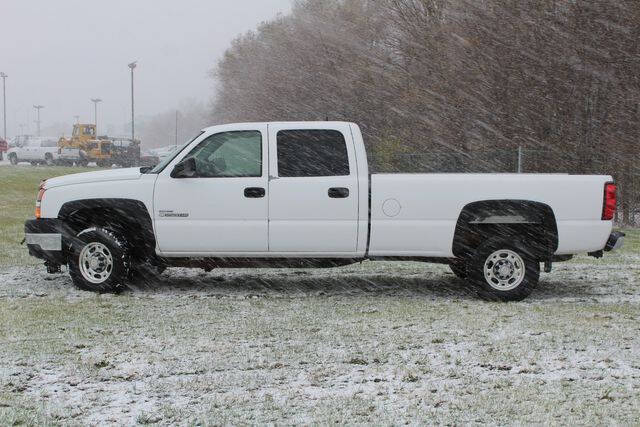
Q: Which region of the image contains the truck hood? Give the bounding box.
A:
[44,167,143,189]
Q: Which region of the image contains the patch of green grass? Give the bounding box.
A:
[616,227,640,253]
[0,165,97,266]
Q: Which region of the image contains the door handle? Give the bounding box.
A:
[328,187,349,198]
[244,187,265,198]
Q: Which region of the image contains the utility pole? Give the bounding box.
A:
[0,72,7,140]
[175,110,179,146]
[33,105,44,136]
[128,61,137,142]
[90,98,102,134]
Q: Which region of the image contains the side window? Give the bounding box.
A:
[277,130,350,177]
[184,131,262,178]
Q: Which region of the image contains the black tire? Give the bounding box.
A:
[44,153,54,166]
[449,259,467,279]
[467,238,540,301]
[68,228,130,293]
[8,153,18,165]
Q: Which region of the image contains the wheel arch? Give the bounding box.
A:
[452,199,558,259]
[58,198,156,260]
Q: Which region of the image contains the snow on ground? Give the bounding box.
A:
[1,257,639,424]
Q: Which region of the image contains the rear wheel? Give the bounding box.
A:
[44,153,54,166]
[68,228,130,293]
[467,238,539,301]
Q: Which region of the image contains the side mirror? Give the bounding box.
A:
[171,157,197,178]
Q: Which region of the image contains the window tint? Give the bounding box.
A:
[277,130,350,177]
[184,131,262,178]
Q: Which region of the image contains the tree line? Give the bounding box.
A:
[210,0,640,225]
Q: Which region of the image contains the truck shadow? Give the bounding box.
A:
[129,269,476,299]
[126,268,608,302]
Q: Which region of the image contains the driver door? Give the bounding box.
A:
[153,125,269,254]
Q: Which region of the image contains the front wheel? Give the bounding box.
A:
[68,228,130,293]
[467,238,539,301]
[8,153,18,165]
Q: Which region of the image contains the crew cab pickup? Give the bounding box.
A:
[24,122,624,300]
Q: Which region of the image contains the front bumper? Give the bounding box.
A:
[24,218,67,264]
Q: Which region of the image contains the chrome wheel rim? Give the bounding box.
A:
[484,249,525,291]
[79,242,113,284]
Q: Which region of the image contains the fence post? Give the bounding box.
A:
[517,146,523,173]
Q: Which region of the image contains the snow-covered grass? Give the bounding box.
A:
[0,166,638,424]
[0,246,639,424]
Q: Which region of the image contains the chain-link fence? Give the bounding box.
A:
[372,148,640,225]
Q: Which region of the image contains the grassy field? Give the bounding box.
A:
[0,165,639,424]
[0,165,99,267]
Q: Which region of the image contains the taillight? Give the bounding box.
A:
[35,181,46,219]
[602,182,616,221]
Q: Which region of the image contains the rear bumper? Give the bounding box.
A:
[24,218,67,264]
[604,231,625,252]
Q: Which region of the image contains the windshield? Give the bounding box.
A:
[148,132,204,174]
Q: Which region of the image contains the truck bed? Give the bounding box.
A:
[368,173,612,257]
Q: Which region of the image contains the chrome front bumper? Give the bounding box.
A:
[25,233,62,251]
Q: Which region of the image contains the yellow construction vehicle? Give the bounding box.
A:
[58,124,113,167]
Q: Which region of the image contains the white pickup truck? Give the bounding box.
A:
[24,121,623,300]
[7,136,60,165]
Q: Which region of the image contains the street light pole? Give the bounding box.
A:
[0,72,7,140]
[128,62,137,142]
[90,98,102,134]
[33,105,44,136]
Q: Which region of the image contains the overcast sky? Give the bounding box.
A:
[0,0,291,138]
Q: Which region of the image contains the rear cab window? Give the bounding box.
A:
[276,129,350,177]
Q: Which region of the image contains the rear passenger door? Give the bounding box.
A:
[267,123,359,254]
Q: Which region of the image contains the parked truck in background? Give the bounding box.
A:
[110,137,141,168]
[24,122,624,301]
[7,136,60,165]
